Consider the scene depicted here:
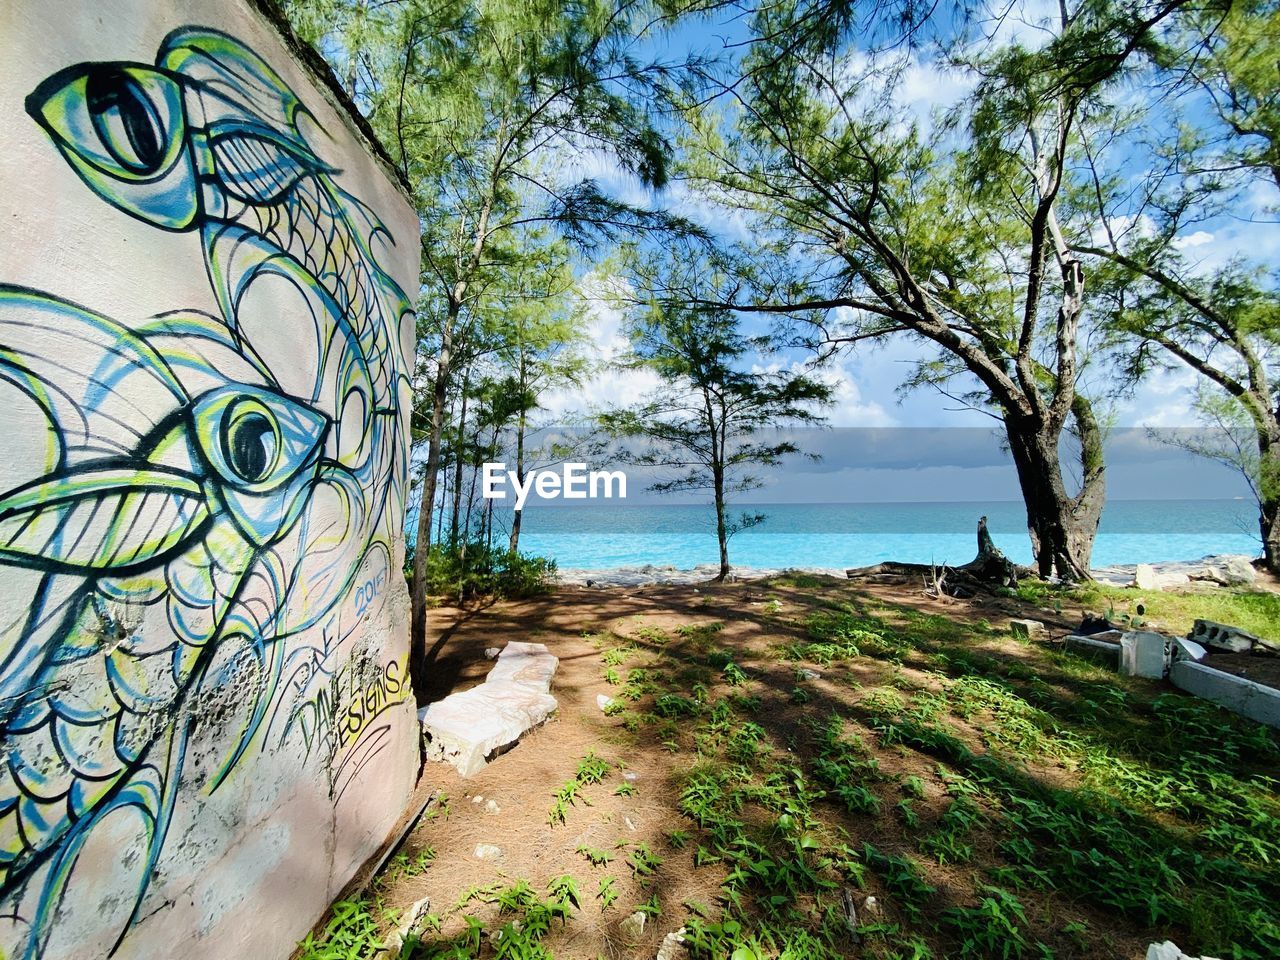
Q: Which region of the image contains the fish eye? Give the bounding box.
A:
[85,67,169,174]
[193,386,327,493]
[220,400,280,484]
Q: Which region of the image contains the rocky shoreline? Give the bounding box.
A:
[556,554,1261,589]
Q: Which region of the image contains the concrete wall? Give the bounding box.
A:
[0,2,420,957]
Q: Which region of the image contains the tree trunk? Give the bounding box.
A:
[449,375,470,546]
[713,464,729,581]
[409,317,453,702]
[1259,429,1280,573]
[1004,396,1105,580]
[1261,496,1280,573]
[508,411,526,554]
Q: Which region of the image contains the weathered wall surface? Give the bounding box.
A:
[0,2,420,957]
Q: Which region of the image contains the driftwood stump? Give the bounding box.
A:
[846,515,1034,596]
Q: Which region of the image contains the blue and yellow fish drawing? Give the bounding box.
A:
[0,28,412,959]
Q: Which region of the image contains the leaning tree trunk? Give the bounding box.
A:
[1004,395,1105,581]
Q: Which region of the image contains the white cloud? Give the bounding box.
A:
[1172,230,1214,250]
[538,289,663,419]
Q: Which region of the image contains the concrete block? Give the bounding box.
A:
[1009,619,1045,640]
[1189,619,1260,654]
[485,641,558,693]
[419,640,560,776]
[1064,634,1121,668]
[419,682,558,776]
[1173,638,1207,662]
[1120,631,1170,679]
[1169,661,1280,730]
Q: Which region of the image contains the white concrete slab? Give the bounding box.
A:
[486,641,558,693]
[1169,661,1280,730]
[419,641,560,776]
[419,682,557,776]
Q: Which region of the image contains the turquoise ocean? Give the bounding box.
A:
[512,499,1260,571]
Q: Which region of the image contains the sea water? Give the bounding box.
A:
[512,499,1260,571]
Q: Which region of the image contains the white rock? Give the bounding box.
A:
[484,646,500,659]
[471,795,484,804]
[597,694,614,711]
[1223,556,1257,585]
[377,896,431,959]
[656,927,688,960]
[1135,564,1160,591]
[798,668,821,681]
[484,799,500,814]
[619,911,647,940]
[861,895,882,918]
[486,641,558,693]
[473,843,502,860]
[624,816,637,831]
[420,682,558,776]
[1146,940,1223,960]
[623,770,640,782]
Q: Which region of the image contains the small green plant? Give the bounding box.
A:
[378,847,436,887]
[596,877,618,911]
[635,625,671,645]
[576,844,613,867]
[549,752,612,825]
[941,887,1029,959]
[896,798,920,829]
[614,781,637,797]
[576,752,611,784]
[628,843,663,883]
[295,898,383,960]
[424,792,450,821]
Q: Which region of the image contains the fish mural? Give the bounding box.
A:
[0,28,413,959]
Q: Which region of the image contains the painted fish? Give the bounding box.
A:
[0,28,411,959]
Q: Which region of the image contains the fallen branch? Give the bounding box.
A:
[848,517,1035,595]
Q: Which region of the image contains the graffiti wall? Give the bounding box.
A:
[0,1,420,957]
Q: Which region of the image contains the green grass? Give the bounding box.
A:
[303,578,1280,960]
[1021,579,1280,639]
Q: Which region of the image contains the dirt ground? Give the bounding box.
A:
[356,575,1279,960]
